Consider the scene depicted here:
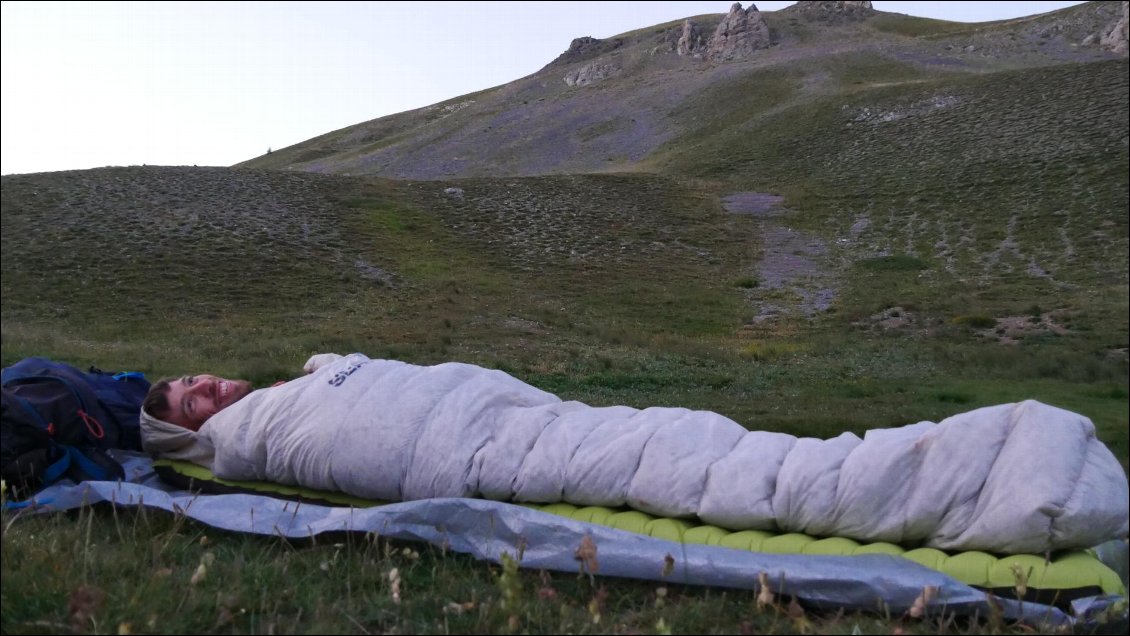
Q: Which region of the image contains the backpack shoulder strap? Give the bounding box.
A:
[57,445,124,483]
[7,390,53,432]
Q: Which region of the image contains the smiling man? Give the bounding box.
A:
[147,374,254,431]
[136,373,254,467]
[135,351,1129,555]
[137,354,344,465]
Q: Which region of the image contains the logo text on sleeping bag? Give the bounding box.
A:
[328,359,369,387]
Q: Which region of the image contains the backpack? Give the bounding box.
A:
[1,357,150,500]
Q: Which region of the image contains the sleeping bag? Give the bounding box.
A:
[173,353,1128,555]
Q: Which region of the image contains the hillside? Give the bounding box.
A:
[237,1,1127,180]
[2,1,1128,453]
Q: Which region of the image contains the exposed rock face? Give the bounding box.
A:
[677,19,707,57]
[548,36,624,67]
[1098,0,1128,54]
[554,35,628,86]
[1068,0,1126,55]
[706,3,771,61]
[938,1,1124,61]
[563,36,604,60]
[563,62,622,86]
[789,1,875,23]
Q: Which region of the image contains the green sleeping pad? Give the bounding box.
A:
[153,458,1126,602]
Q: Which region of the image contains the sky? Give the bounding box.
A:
[1,1,1087,175]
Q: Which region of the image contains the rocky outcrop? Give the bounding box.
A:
[1053,0,1127,55]
[939,1,1125,61]
[677,19,707,57]
[788,1,875,24]
[554,35,628,86]
[563,62,622,86]
[1098,0,1128,54]
[706,3,771,61]
[548,36,624,68]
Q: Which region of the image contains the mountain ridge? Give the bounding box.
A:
[235,0,1128,181]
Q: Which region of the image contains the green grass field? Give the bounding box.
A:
[2,3,1128,632]
[2,164,1125,633]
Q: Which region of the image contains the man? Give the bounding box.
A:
[137,351,1129,554]
[138,353,341,463]
[142,375,254,432]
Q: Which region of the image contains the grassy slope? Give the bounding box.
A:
[4,4,1127,485]
[5,162,1123,452]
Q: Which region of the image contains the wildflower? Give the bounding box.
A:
[389,568,402,604]
[1010,564,1030,598]
[756,572,775,608]
[575,535,599,578]
[190,563,207,585]
[443,601,475,615]
[908,585,938,618]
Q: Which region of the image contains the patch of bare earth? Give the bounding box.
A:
[854,306,919,331]
[722,192,837,325]
[976,311,1073,345]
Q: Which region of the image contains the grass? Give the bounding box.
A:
[867,14,972,38]
[2,161,1124,446]
[2,8,1128,631]
[0,503,1091,635]
[856,255,930,272]
[2,164,1124,636]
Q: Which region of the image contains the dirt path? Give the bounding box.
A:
[722,192,837,324]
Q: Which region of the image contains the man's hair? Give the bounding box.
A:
[142,378,174,420]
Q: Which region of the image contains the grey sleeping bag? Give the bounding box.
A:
[194,353,1129,554]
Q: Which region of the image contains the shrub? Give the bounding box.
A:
[933,391,972,404]
[952,314,997,329]
[741,341,801,361]
[856,255,928,271]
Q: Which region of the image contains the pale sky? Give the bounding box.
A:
[1,1,1086,175]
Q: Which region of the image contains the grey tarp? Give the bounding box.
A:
[10,453,1127,630]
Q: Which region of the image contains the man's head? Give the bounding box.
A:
[142,374,253,431]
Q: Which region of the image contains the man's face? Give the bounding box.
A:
[163,374,252,431]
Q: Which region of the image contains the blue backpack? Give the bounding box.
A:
[1,357,150,499]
